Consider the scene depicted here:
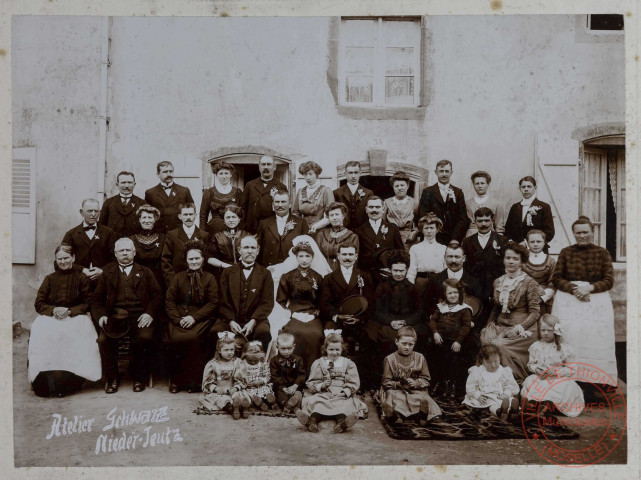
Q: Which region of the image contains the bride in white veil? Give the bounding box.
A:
[266,235,332,358]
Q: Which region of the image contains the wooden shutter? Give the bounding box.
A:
[535,134,580,254]
[12,147,37,264]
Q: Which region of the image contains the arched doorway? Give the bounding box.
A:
[336,161,428,202]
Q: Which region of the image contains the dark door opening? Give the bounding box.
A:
[340,175,416,200]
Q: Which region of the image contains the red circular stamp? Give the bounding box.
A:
[520,362,626,467]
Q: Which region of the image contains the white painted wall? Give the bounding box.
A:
[12,15,625,325]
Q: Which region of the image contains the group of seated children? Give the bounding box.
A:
[199,309,583,431]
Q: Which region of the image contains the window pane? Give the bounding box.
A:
[346,75,373,103]
[383,19,420,46]
[385,76,414,105]
[343,19,377,45]
[619,222,626,258]
[344,47,374,75]
[589,14,624,31]
[386,47,414,75]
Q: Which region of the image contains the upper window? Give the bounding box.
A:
[587,14,624,31]
[339,17,421,107]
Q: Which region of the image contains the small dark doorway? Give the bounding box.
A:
[339,175,417,200]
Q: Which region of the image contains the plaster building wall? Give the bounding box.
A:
[11,15,626,331]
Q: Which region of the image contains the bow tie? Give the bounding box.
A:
[83,225,96,231]
[119,263,133,271]
[162,184,173,190]
[242,264,254,271]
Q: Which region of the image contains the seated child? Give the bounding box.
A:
[380,326,442,426]
[199,332,249,419]
[522,230,556,315]
[463,344,520,421]
[521,314,584,417]
[235,341,278,411]
[296,330,367,433]
[269,332,306,414]
[429,279,472,399]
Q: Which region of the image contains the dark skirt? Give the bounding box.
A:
[32,371,85,398]
[164,319,215,387]
[281,317,324,376]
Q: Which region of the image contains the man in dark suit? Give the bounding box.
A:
[256,190,309,267]
[144,161,195,233]
[91,238,162,393]
[62,198,116,282]
[212,235,274,351]
[240,155,288,234]
[161,203,208,288]
[354,196,404,285]
[425,242,483,316]
[320,244,376,389]
[99,171,145,239]
[426,242,484,399]
[504,176,555,248]
[461,207,509,304]
[418,159,469,245]
[333,161,373,230]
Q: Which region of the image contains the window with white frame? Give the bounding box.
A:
[339,17,421,107]
[581,137,626,261]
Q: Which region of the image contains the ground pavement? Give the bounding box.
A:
[12,333,627,467]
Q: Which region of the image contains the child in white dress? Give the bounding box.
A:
[463,344,520,421]
[199,332,248,418]
[521,314,584,417]
[296,331,367,433]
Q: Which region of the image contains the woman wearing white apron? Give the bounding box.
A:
[552,216,617,387]
[28,244,102,397]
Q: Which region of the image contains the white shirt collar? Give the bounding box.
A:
[119,263,133,275]
[120,194,133,198]
[347,183,359,194]
[305,182,321,193]
[478,231,492,240]
[161,182,174,188]
[438,182,451,191]
[520,194,537,206]
[276,214,288,222]
[340,265,353,277]
[529,252,546,265]
[183,224,196,237]
[369,218,382,229]
[447,268,463,280]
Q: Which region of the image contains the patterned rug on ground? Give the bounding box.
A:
[373,393,579,440]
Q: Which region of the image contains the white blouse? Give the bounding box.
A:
[407,241,447,283]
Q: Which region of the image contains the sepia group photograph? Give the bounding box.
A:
[4,1,639,479]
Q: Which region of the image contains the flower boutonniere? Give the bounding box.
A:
[526,206,542,227]
[135,272,141,278]
[94,235,100,240]
[172,192,176,197]
[380,224,389,239]
[251,288,257,293]
[155,242,160,247]
[358,188,365,198]
[447,188,456,203]
[311,278,319,290]
[284,220,297,235]
[131,203,135,208]
[357,274,365,289]
[270,187,278,197]
[492,239,501,256]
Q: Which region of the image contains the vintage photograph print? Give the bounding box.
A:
[11,13,628,468]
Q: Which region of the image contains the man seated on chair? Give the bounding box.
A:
[319,244,376,390]
[212,235,274,352]
[91,237,162,394]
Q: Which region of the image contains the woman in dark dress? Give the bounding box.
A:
[130,204,165,289]
[275,239,332,374]
[504,176,555,248]
[314,202,360,271]
[164,239,219,393]
[200,161,243,235]
[205,204,251,276]
[29,244,101,397]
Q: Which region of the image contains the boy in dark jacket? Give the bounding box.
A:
[269,332,306,414]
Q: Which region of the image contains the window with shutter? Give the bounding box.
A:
[12,147,37,264]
